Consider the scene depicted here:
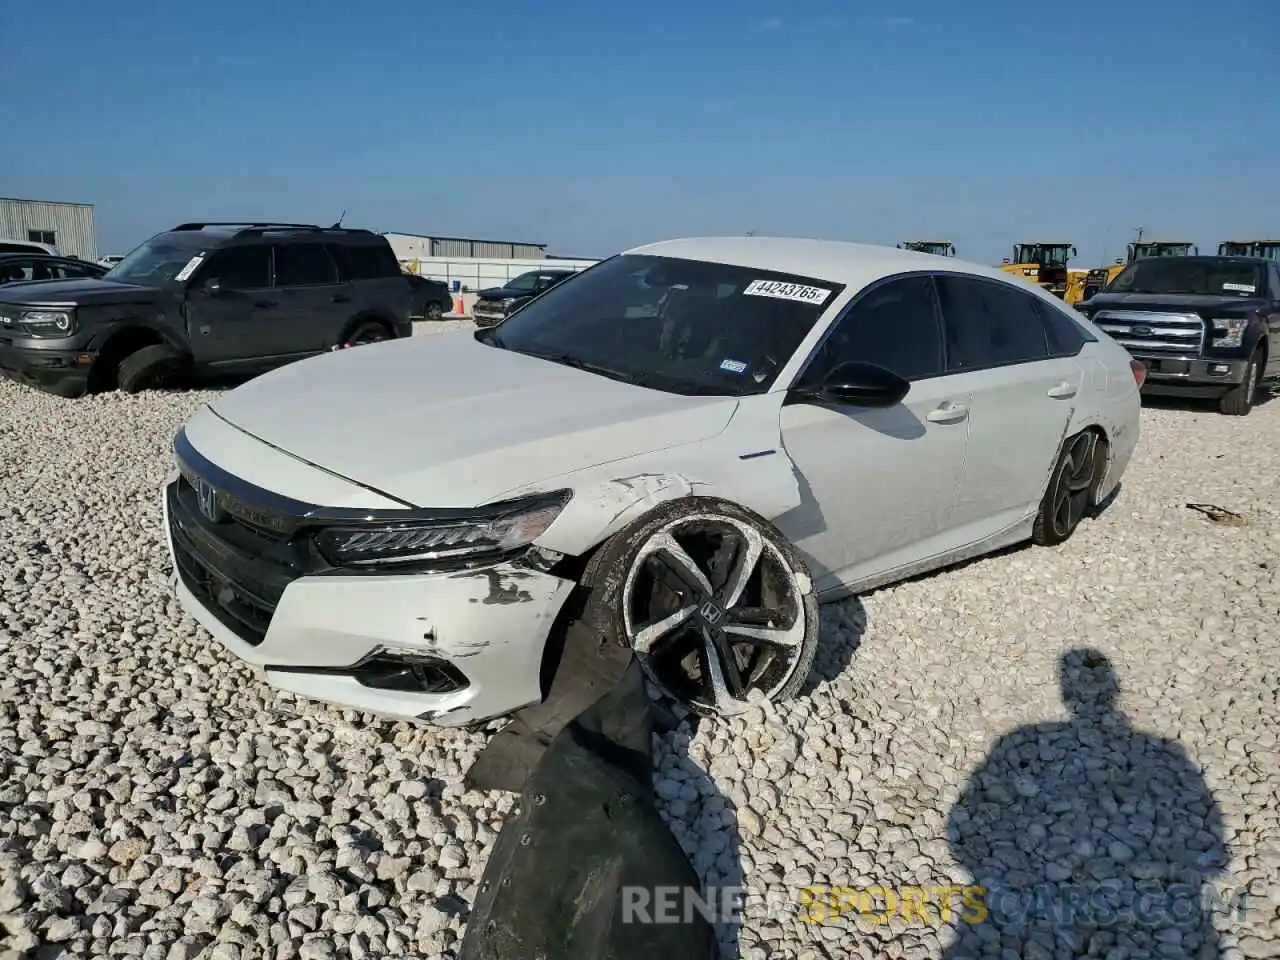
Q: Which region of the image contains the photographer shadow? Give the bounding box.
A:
[944,648,1230,959]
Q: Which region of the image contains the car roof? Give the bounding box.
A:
[0,252,88,264]
[623,236,1048,291]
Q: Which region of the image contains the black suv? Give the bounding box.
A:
[471,268,576,328]
[0,222,413,397]
[1076,254,1279,415]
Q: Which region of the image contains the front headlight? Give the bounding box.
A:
[22,310,74,337]
[501,297,518,310]
[1211,317,1248,348]
[315,491,571,568]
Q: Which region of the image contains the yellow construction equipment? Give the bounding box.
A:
[897,241,956,257]
[1000,242,1078,300]
[1081,237,1198,300]
[1218,240,1280,261]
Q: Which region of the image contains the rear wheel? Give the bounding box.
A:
[1033,429,1107,546]
[576,497,819,717]
[339,320,391,349]
[117,345,186,393]
[1219,349,1262,416]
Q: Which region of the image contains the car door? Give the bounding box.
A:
[1266,264,1280,379]
[270,242,347,354]
[934,273,1084,539]
[183,245,278,363]
[776,274,973,591]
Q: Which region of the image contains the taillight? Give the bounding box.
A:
[1130,359,1147,388]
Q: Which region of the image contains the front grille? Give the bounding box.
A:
[167,478,308,646]
[1093,310,1205,357]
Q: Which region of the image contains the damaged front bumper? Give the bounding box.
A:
[161,472,577,727]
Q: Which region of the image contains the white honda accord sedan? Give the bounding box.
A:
[162,238,1141,725]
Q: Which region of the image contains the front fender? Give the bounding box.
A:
[526,394,802,556]
[87,313,191,354]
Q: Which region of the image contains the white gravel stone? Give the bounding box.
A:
[1,349,1279,958]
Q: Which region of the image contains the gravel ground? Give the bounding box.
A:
[1,327,1278,960]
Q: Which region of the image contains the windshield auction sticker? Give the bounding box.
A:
[174,253,206,282]
[1223,282,1256,293]
[743,279,833,305]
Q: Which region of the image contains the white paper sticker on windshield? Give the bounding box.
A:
[1223,282,1256,293]
[743,279,832,305]
[174,253,206,282]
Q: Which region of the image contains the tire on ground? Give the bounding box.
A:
[117,344,186,394]
[1032,428,1108,547]
[341,319,392,347]
[574,495,820,714]
[1219,349,1262,416]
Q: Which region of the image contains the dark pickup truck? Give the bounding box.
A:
[1076,255,1279,416]
[471,268,576,328]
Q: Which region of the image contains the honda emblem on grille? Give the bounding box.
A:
[194,477,225,523]
[1131,325,1153,337]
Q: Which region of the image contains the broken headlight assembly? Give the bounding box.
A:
[314,490,571,569]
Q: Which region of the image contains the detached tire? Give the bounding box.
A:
[1033,428,1108,547]
[425,301,444,321]
[1219,349,1262,416]
[575,496,819,717]
[117,345,185,394]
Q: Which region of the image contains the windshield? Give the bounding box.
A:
[105,234,210,287]
[504,271,540,292]
[1107,258,1265,297]
[1016,245,1071,267]
[477,254,844,396]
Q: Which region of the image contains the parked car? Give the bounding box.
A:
[161,237,1141,727]
[0,253,107,285]
[0,236,61,256]
[1076,254,1279,415]
[0,221,413,398]
[471,268,577,327]
[406,273,453,320]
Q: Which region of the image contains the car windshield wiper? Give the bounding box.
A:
[519,350,640,384]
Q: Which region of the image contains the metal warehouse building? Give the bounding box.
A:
[382,232,546,261]
[0,197,98,261]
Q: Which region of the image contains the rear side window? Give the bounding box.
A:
[274,243,338,286]
[935,275,1049,371]
[1035,299,1091,356]
[330,242,402,281]
[201,246,271,290]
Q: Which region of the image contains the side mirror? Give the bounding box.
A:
[797,361,911,408]
[1071,246,1078,257]
[203,277,223,294]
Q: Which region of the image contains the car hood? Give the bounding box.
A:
[1087,292,1268,313]
[476,286,528,300]
[0,277,161,305]
[207,331,740,507]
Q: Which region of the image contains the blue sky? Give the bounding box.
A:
[3,0,1276,265]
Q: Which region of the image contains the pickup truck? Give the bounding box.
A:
[1075,254,1278,415]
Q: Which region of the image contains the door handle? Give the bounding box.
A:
[253,299,277,309]
[926,401,969,424]
[1047,380,1078,399]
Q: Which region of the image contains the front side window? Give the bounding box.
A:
[479,254,844,396]
[796,275,943,388]
[1108,258,1264,297]
[198,246,271,290]
[936,275,1049,371]
[273,243,338,287]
